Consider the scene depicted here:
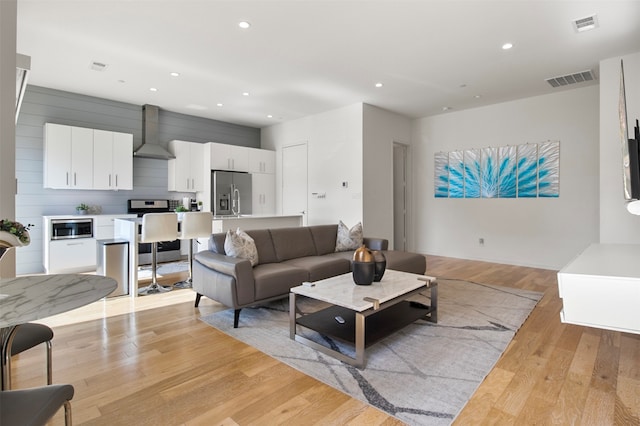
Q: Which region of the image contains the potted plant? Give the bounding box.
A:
[175,204,188,220]
[76,203,90,215]
[0,219,33,260]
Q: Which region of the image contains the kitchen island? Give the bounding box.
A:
[212,214,303,233]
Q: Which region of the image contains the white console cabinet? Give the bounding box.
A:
[557,243,640,335]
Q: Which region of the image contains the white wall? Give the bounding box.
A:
[599,51,640,243]
[362,104,412,248]
[262,103,364,228]
[412,86,600,270]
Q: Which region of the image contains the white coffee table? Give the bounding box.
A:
[289,269,437,368]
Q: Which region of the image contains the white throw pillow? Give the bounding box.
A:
[224,228,259,266]
[335,220,363,252]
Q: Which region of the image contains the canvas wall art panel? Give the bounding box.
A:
[517,144,538,198]
[481,147,498,198]
[434,152,449,198]
[498,145,517,198]
[538,141,560,197]
[448,151,465,198]
[464,149,481,198]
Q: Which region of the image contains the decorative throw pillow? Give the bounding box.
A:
[335,220,363,252]
[224,228,259,266]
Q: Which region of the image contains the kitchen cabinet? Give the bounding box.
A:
[248,147,275,174]
[252,174,276,215]
[44,123,133,191]
[44,123,93,189]
[168,140,204,192]
[209,142,249,172]
[93,129,133,190]
[47,238,97,273]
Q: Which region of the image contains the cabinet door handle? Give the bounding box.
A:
[66,242,84,246]
[66,172,69,186]
[115,174,118,187]
[109,174,112,187]
[186,178,190,189]
[191,178,195,189]
[74,172,77,186]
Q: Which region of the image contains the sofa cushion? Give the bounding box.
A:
[309,224,339,256]
[384,250,427,275]
[225,229,259,266]
[245,229,278,264]
[335,220,363,252]
[269,227,317,261]
[253,263,309,300]
[209,233,227,254]
[283,256,351,282]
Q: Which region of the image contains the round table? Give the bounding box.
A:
[0,274,117,388]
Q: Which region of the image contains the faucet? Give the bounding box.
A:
[232,186,241,216]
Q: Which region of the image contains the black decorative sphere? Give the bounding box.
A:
[352,261,375,285]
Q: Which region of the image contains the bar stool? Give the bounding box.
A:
[138,212,178,295]
[174,211,213,289]
[3,323,54,390]
[0,384,74,426]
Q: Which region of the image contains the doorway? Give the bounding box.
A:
[282,143,308,225]
[393,143,408,251]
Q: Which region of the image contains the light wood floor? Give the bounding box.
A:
[10,256,640,425]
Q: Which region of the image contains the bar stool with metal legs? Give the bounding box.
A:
[174,211,213,289]
[138,212,178,296]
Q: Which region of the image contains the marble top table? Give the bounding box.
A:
[0,274,117,388]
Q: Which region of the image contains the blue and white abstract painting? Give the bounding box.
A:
[538,141,560,197]
[434,152,449,198]
[434,141,560,199]
[517,144,538,198]
[481,147,498,198]
[448,151,465,198]
[498,146,517,198]
[464,149,481,198]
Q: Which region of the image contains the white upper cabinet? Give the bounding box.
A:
[168,140,205,192]
[209,142,249,172]
[93,129,133,190]
[248,147,275,174]
[44,123,133,190]
[252,173,276,215]
[44,123,93,189]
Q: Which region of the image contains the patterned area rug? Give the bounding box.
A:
[200,278,542,425]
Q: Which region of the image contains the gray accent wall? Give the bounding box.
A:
[15,85,260,274]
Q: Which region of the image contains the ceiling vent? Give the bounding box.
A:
[545,70,596,88]
[572,14,598,32]
[89,61,108,72]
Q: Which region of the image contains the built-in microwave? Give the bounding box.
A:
[51,218,93,240]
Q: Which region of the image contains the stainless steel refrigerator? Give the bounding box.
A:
[211,170,252,216]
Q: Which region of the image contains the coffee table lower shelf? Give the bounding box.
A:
[290,295,436,368]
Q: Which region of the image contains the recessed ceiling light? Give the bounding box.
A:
[474,94,482,99]
[89,61,108,72]
[442,106,451,111]
[170,72,180,77]
[117,79,125,84]
[242,92,250,96]
[502,42,513,50]
[375,82,383,88]
[149,87,158,92]
[267,114,273,118]
[239,21,251,29]
[217,103,223,107]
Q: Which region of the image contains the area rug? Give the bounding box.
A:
[138,261,189,279]
[200,278,543,425]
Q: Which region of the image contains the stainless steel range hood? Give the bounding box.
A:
[134,104,175,159]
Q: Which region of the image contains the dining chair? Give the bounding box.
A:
[0,383,74,426]
[2,323,54,390]
[174,211,213,289]
[138,212,178,295]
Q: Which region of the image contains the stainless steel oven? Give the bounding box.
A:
[51,218,93,240]
[127,199,181,265]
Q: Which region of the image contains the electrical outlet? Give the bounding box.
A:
[479,238,485,246]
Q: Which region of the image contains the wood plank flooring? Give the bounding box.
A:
[10,256,640,425]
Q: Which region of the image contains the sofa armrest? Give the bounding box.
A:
[194,251,254,286]
[364,237,389,251]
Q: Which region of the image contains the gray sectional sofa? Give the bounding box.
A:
[192,224,426,327]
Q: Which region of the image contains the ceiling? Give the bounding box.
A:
[16,1,640,129]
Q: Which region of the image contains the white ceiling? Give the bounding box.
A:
[17,0,640,129]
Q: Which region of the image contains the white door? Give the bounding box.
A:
[282,143,308,225]
[393,143,407,251]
